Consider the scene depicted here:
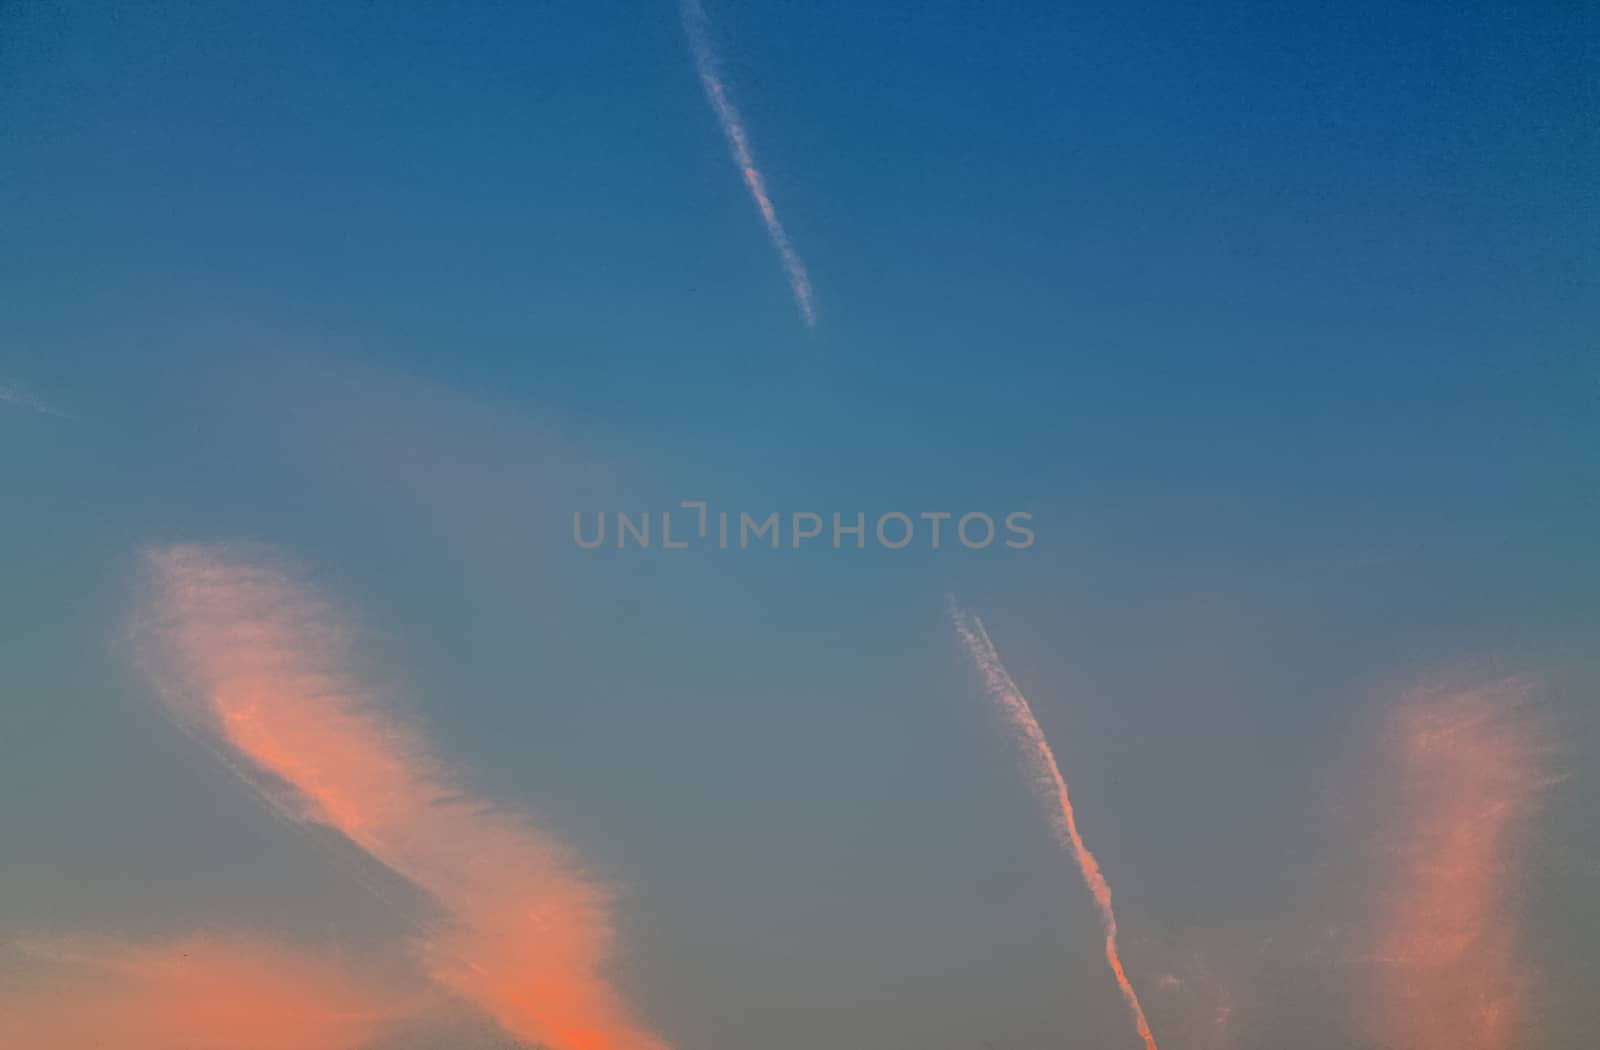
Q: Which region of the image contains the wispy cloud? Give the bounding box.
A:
[1138,933,1259,1050]
[681,0,817,326]
[950,599,1160,1050]
[1366,677,1553,1050]
[0,934,411,1050]
[137,544,670,1050]
[0,379,65,417]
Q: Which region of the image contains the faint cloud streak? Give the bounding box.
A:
[0,934,409,1050]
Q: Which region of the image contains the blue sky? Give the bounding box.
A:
[2,1,1598,1048]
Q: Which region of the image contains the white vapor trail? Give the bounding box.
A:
[951,598,1160,1050]
[681,0,817,326]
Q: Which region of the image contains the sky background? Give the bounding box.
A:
[2,1,1598,1048]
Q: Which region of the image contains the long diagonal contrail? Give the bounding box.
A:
[681,0,816,326]
[950,599,1160,1050]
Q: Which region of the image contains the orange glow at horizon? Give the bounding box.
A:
[140,545,669,1050]
[0,934,409,1050]
[951,601,1160,1050]
[1369,678,1549,1050]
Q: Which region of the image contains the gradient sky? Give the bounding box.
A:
[2,1,1597,1048]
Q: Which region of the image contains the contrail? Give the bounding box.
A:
[137,544,671,1050]
[950,599,1160,1050]
[680,0,816,326]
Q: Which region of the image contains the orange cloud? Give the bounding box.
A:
[0,934,406,1050]
[138,544,669,1050]
[1367,677,1551,1050]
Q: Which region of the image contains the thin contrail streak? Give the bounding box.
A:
[950,599,1160,1050]
[681,0,816,326]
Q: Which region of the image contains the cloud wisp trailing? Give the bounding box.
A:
[137,544,670,1050]
[1366,677,1553,1050]
[0,934,411,1050]
[0,379,64,417]
[950,599,1160,1050]
[681,0,817,326]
